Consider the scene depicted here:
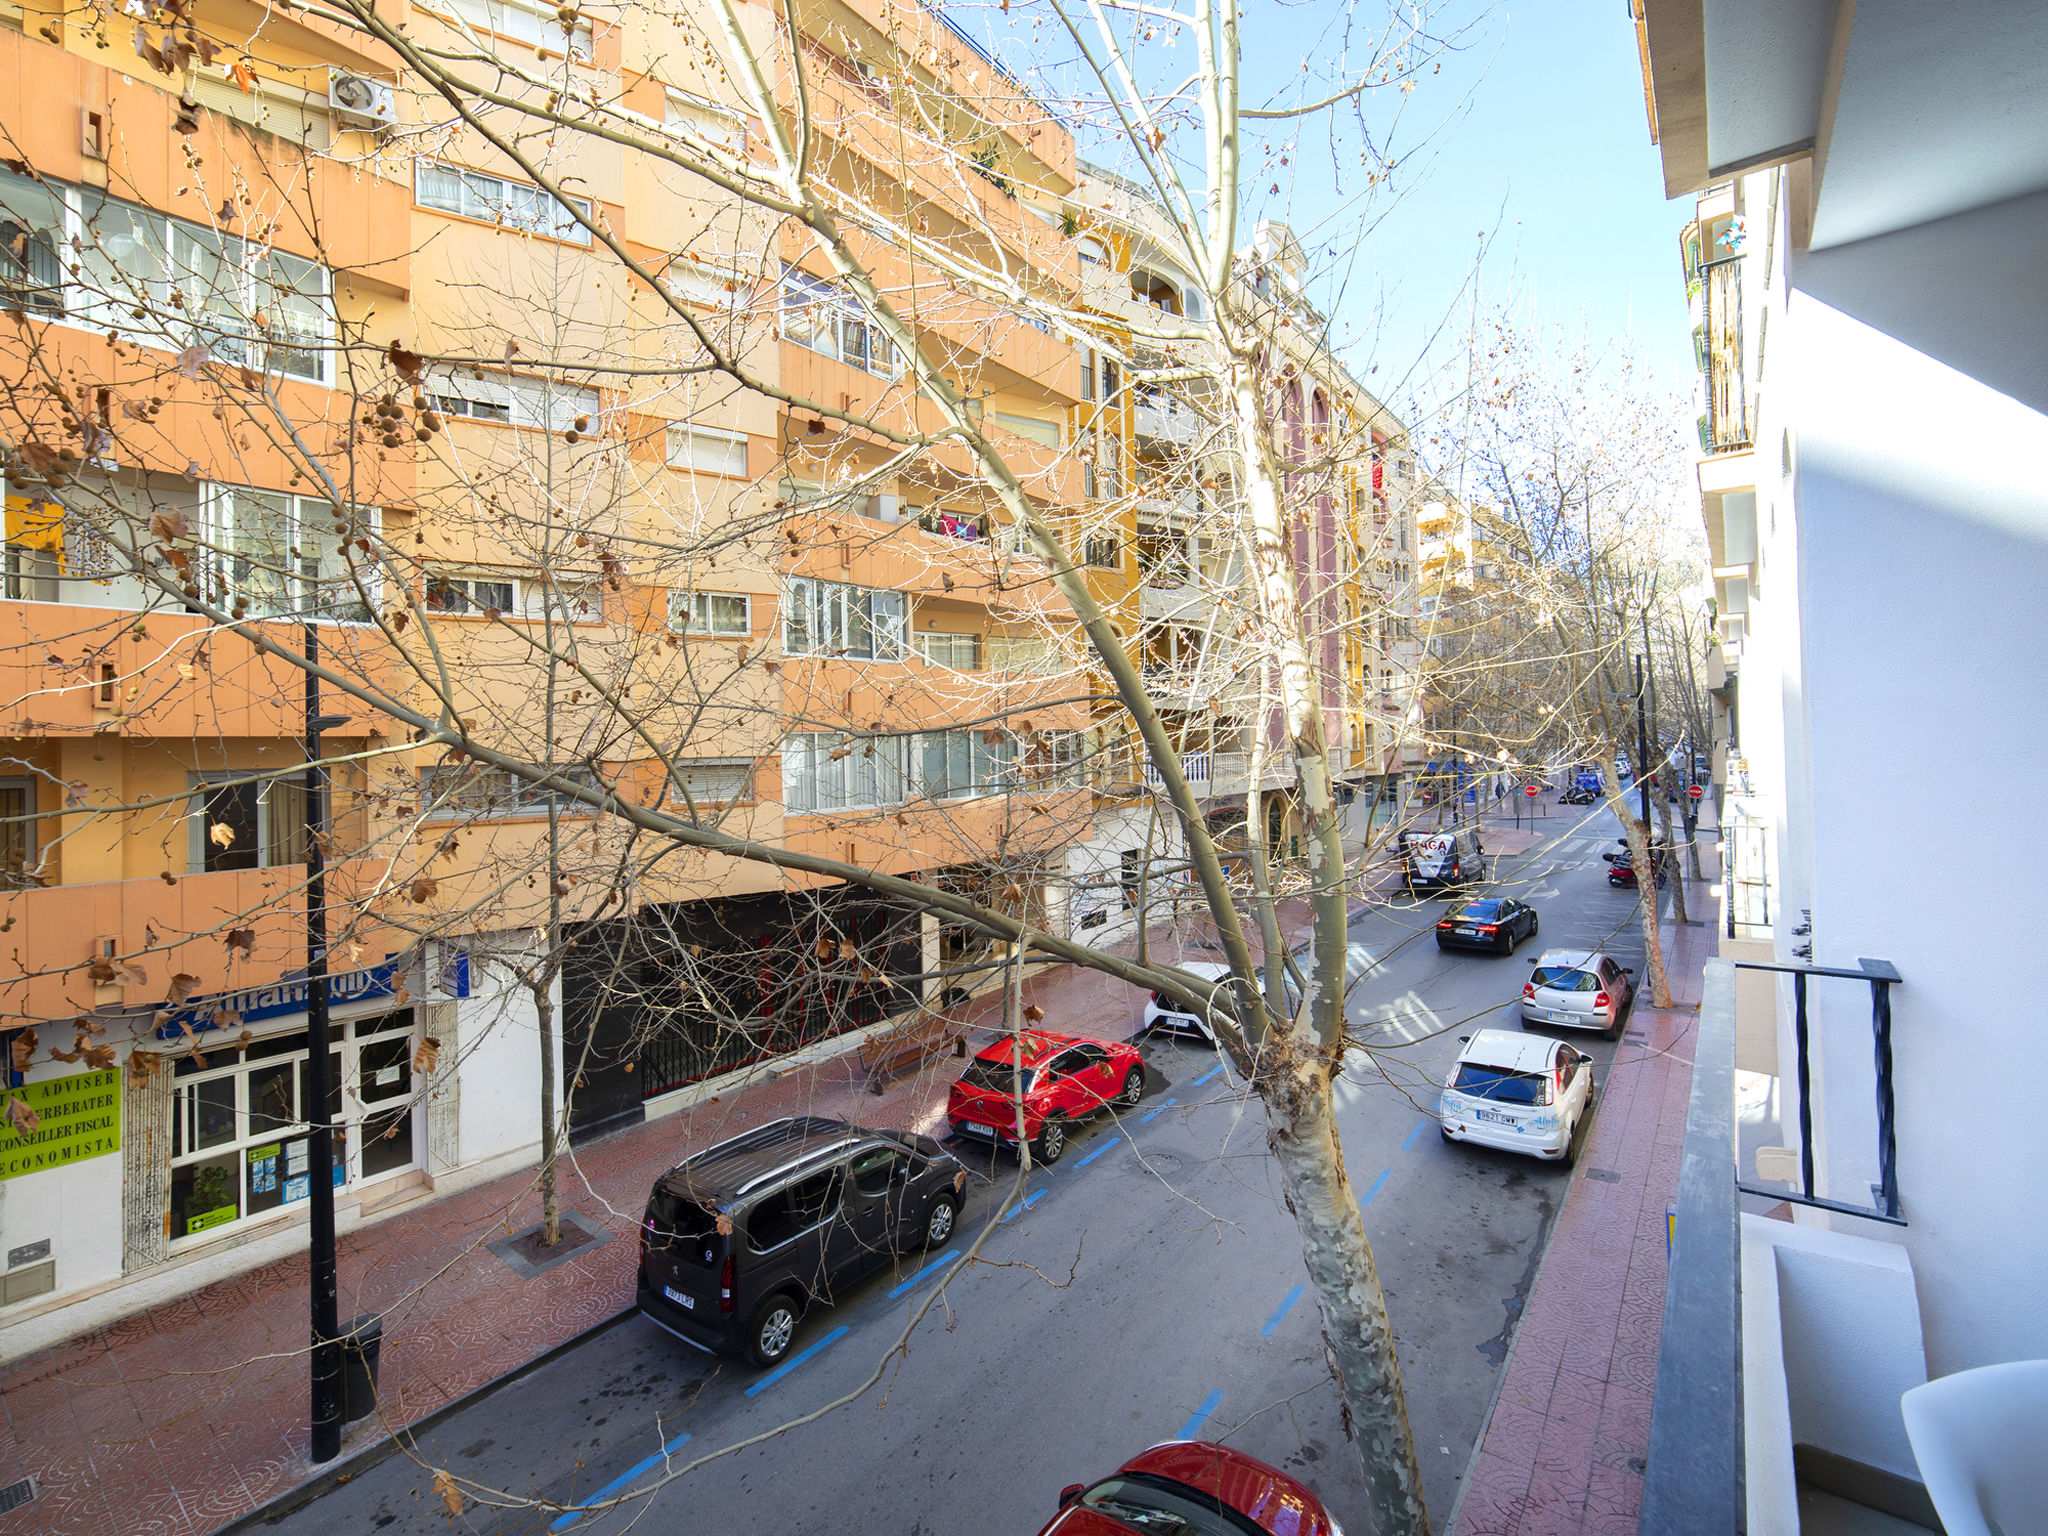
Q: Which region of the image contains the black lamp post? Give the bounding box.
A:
[302,618,349,1463]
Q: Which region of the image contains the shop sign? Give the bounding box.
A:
[0,1070,121,1181]
[155,951,469,1040]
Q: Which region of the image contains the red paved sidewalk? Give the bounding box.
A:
[1447,897,1716,1536]
[0,918,1274,1536]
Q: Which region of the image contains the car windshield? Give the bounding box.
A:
[1532,967,1600,993]
[1079,1475,1261,1536]
[645,1191,722,1266]
[959,1056,1035,1095]
[1453,901,1502,920]
[1452,1063,1554,1105]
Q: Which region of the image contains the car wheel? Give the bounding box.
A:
[920,1194,959,1250]
[1528,912,1540,938]
[1560,1119,1579,1167]
[745,1293,802,1368]
[1116,1069,1143,1109]
[1035,1115,1068,1165]
[1497,933,1513,956]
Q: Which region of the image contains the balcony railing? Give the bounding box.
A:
[1133,395,1199,446]
[1700,256,1751,452]
[1642,953,1905,1533]
[1142,751,1211,787]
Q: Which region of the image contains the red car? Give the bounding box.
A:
[946,1029,1144,1164]
[1038,1441,1344,1536]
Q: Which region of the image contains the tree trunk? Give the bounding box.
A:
[1262,1050,1427,1534]
[1655,794,1689,926]
[1616,800,1673,1007]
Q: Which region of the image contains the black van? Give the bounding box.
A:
[636,1117,965,1367]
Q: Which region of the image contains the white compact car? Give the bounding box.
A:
[1140,961,1299,1045]
[1438,1029,1594,1163]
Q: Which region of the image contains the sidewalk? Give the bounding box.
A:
[0,916,1284,1536]
[1447,876,1719,1536]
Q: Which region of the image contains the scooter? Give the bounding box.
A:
[1604,855,1667,889]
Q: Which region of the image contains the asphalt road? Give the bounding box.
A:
[272,806,1649,1536]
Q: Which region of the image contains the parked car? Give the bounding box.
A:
[636,1116,963,1367]
[1142,961,1300,1045]
[1438,1029,1594,1164]
[1038,1440,1344,1536]
[1520,949,1634,1038]
[947,1030,1144,1164]
[1435,897,1539,954]
[1399,827,1486,894]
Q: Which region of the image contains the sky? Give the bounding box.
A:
[952,0,1697,438]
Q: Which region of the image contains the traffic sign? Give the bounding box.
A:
[1523,785,1540,797]
[1687,784,1705,801]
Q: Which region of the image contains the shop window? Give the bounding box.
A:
[165,1009,417,1245]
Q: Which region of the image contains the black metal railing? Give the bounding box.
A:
[1642,953,1905,1532]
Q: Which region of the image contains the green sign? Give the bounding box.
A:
[0,1070,121,1180]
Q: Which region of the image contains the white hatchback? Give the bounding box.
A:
[1140,961,1299,1046]
[1438,1029,1594,1163]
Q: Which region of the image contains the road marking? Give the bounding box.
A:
[1192,1063,1225,1088]
[1178,1388,1226,1441]
[549,1431,693,1530]
[998,1189,1046,1224]
[1076,1136,1127,1168]
[1361,1168,1392,1207]
[886,1248,960,1299]
[1139,1097,1178,1123]
[1260,1283,1309,1337]
[743,1325,850,1397]
[1401,1119,1429,1152]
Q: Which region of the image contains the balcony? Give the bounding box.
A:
[1699,257,1752,452]
[1644,955,1946,1536]
[1133,393,1200,448]
[1141,751,1210,788]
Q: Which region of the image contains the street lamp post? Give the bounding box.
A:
[302,620,349,1463]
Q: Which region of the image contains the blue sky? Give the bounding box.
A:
[956,0,1694,429]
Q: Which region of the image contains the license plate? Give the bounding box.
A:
[1457,927,1478,935]
[962,1122,996,1138]
[1476,1109,1518,1125]
[663,1285,696,1311]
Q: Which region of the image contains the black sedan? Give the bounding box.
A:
[1435,897,1540,954]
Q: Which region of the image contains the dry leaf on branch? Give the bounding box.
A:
[225,927,256,953]
[10,1029,36,1073]
[432,1471,464,1518]
[387,341,424,384]
[6,1095,40,1138]
[208,821,237,849]
[167,972,201,1005]
[714,1212,734,1235]
[1023,1003,1045,1022]
[413,1037,441,1074]
[409,874,440,904]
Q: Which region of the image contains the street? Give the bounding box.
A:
[272,807,1650,1536]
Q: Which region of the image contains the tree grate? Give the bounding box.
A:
[0,1478,36,1514]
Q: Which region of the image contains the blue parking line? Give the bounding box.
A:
[1260,1283,1308,1337]
[1139,1097,1178,1123]
[549,1431,693,1530]
[886,1248,960,1299]
[1192,1063,1225,1088]
[999,1189,1047,1224]
[1402,1118,1429,1152]
[1361,1168,1392,1207]
[1076,1136,1127,1168]
[1178,1388,1226,1441]
[743,1325,850,1397]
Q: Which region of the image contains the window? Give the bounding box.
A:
[991,411,1060,449]
[850,1145,910,1196]
[59,185,333,381]
[443,0,592,55]
[663,89,746,155]
[746,1168,843,1251]
[1100,357,1120,400]
[166,1009,418,1246]
[781,732,910,814]
[190,773,308,873]
[1450,1063,1553,1106]
[987,635,1057,674]
[425,368,600,432]
[0,779,31,889]
[660,257,747,313]
[415,162,592,244]
[200,486,377,620]
[667,423,749,478]
[0,168,65,314]
[670,590,751,636]
[781,726,1067,813]
[669,759,754,807]
[419,763,602,817]
[1076,237,1107,265]
[917,631,980,670]
[779,264,896,377]
[423,573,515,615]
[918,507,986,543]
[519,577,604,622]
[781,577,907,660]
[1082,350,1095,400]
[1084,535,1120,569]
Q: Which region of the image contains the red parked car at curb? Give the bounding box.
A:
[946,1030,1144,1164]
[1037,1440,1344,1536]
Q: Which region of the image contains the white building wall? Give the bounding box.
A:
[450,932,559,1174]
[1768,193,2048,1379]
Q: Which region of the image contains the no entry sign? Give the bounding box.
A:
[1687,784,1705,801]
[1523,785,1540,797]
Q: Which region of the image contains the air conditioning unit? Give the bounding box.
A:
[327,69,395,131]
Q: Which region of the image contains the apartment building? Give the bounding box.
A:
[1629,3,2048,1529]
[0,0,1101,1350]
[1072,164,1422,874]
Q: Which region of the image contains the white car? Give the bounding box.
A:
[1140,961,1299,1045]
[1438,1029,1594,1163]
[1520,949,1634,1038]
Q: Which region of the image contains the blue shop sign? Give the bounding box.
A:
[156,951,469,1039]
